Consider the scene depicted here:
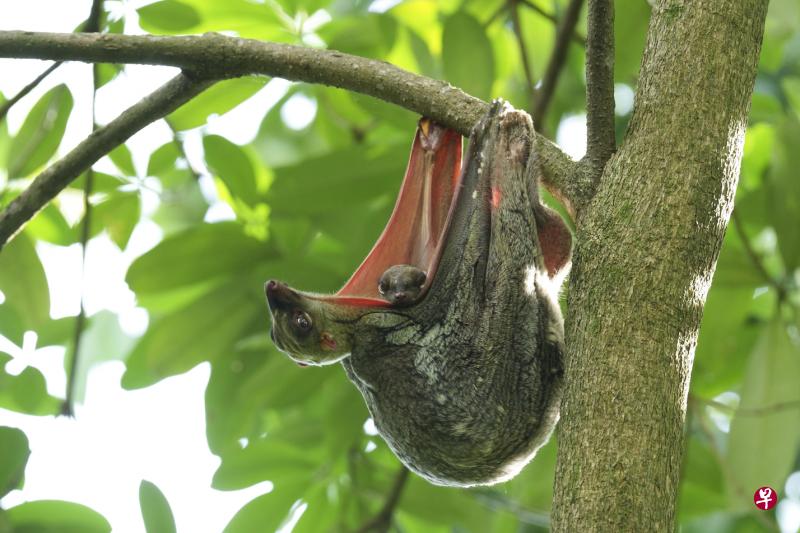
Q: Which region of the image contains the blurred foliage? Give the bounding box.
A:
[0,0,799,531]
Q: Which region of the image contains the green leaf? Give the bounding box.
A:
[96,63,122,88]
[496,438,558,512]
[7,84,73,179]
[270,217,313,255]
[203,135,259,204]
[6,500,110,533]
[0,354,61,416]
[749,89,783,124]
[407,28,439,78]
[213,439,320,490]
[91,192,141,249]
[767,116,800,270]
[138,0,202,32]
[678,436,727,518]
[782,77,800,114]
[146,143,183,177]
[613,0,650,82]
[223,482,308,533]
[274,0,331,15]
[727,320,800,509]
[318,14,398,58]
[108,144,136,176]
[0,427,30,498]
[126,222,272,293]
[681,512,772,533]
[739,123,775,191]
[237,354,335,411]
[205,343,272,454]
[442,11,494,100]
[139,480,177,533]
[0,233,50,331]
[266,143,406,217]
[291,484,336,533]
[65,311,134,406]
[169,78,267,131]
[36,316,77,347]
[70,171,125,194]
[146,0,287,39]
[0,305,25,346]
[26,204,76,246]
[692,286,758,396]
[397,476,489,527]
[121,283,262,389]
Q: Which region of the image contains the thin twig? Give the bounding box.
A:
[519,0,586,46]
[584,0,615,174]
[472,489,550,526]
[692,394,800,417]
[731,209,786,300]
[0,2,103,125]
[483,3,507,28]
[354,467,409,533]
[0,62,61,123]
[62,0,104,417]
[0,73,213,249]
[533,0,584,128]
[509,0,537,112]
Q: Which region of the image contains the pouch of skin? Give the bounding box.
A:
[266,100,572,487]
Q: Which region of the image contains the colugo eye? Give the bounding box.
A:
[292,310,312,332]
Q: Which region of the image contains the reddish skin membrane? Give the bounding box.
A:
[265,119,462,365]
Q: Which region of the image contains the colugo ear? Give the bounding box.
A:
[535,205,572,279]
[320,332,338,351]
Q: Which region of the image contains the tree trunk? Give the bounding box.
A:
[552,1,768,530]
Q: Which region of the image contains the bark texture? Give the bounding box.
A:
[551,1,768,531]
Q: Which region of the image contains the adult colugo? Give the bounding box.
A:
[266,101,572,487]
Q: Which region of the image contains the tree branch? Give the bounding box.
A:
[584,0,615,174]
[0,30,582,214]
[0,31,487,135]
[0,73,213,249]
[533,0,584,127]
[355,467,409,533]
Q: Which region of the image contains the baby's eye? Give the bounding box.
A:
[378,279,389,294]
